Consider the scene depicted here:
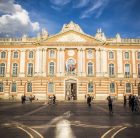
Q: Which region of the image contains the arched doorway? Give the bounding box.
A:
[138,83,140,96]
[65,79,77,100]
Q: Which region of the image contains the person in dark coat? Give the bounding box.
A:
[107,96,113,113]
[87,95,92,107]
[124,95,127,107]
[53,95,56,104]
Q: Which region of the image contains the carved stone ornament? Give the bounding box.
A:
[68,50,75,56]
[57,33,86,42]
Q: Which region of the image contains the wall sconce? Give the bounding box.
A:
[120,80,122,86]
[6,80,8,85]
[41,79,43,85]
[99,80,101,86]
[134,80,136,86]
[20,79,22,85]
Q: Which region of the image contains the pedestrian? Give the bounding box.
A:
[129,94,132,108]
[107,96,113,114]
[21,95,24,104]
[53,95,56,104]
[124,95,127,107]
[87,94,92,107]
[131,95,135,112]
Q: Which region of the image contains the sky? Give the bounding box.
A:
[0,0,140,38]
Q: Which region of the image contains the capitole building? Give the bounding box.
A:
[0,21,140,100]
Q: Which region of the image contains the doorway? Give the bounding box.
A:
[65,79,77,100]
[138,83,140,96]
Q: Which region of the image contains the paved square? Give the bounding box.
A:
[0,101,140,138]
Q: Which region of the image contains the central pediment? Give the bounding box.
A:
[44,30,102,44]
[56,32,86,42]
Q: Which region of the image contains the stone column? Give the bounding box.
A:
[117,50,123,78]
[57,48,60,76]
[77,48,82,76]
[35,49,40,76]
[42,48,47,76]
[19,49,26,77]
[132,50,137,78]
[82,48,86,76]
[6,49,11,77]
[96,48,101,76]
[56,48,65,76]
[102,49,108,77]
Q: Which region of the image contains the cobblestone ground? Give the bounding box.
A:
[0,101,140,138]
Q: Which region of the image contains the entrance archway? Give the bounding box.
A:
[65,79,77,100]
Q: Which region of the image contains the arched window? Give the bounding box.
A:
[88,62,93,75]
[0,82,3,92]
[0,63,5,77]
[11,82,16,92]
[109,64,114,77]
[109,51,114,59]
[13,51,18,58]
[12,63,18,76]
[1,51,6,58]
[49,62,54,75]
[50,50,55,58]
[124,52,129,59]
[66,59,76,74]
[28,63,33,76]
[88,82,93,92]
[126,83,131,93]
[48,82,54,93]
[125,64,130,77]
[110,83,115,93]
[29,51,33,59]
[138,64,140,78]
[27,82,32,92]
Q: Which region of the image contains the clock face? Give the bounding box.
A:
[68,50,75,56]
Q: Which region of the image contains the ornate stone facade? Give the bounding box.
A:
[0,21,140,100]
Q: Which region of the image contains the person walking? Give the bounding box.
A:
[53,95,56,104]
[107,96,113,114]
[87,95,92,107]
[124,95,127,107]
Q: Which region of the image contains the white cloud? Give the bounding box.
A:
[0,0,40,37]
[80,0,109,19]
[50,0,71,6]
[73,0,90,8]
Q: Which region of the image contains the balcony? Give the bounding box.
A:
[124,74,132,78]
[0,74,5,77]
[65,72,77,76]
[12,74,18,77]
[87,74,94,77]
[27,74,33,77]
[109,74,115,78]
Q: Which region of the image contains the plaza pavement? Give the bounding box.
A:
[0,100,140,138]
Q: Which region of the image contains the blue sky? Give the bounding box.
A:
[0,0,140,38]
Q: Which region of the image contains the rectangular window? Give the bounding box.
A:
[13,52,18,58]
[27,83,32,92]
[109,52,114,59]
[11,83,16,92]
[88,82,93,92]
[138,64,140,78]
[126,83,131,93]
[48,82,54,93]
[0,83,3,92]
[1,52,6,59]
[110,83,115,93]
[124,52,129,60]
[137,52,140,59]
